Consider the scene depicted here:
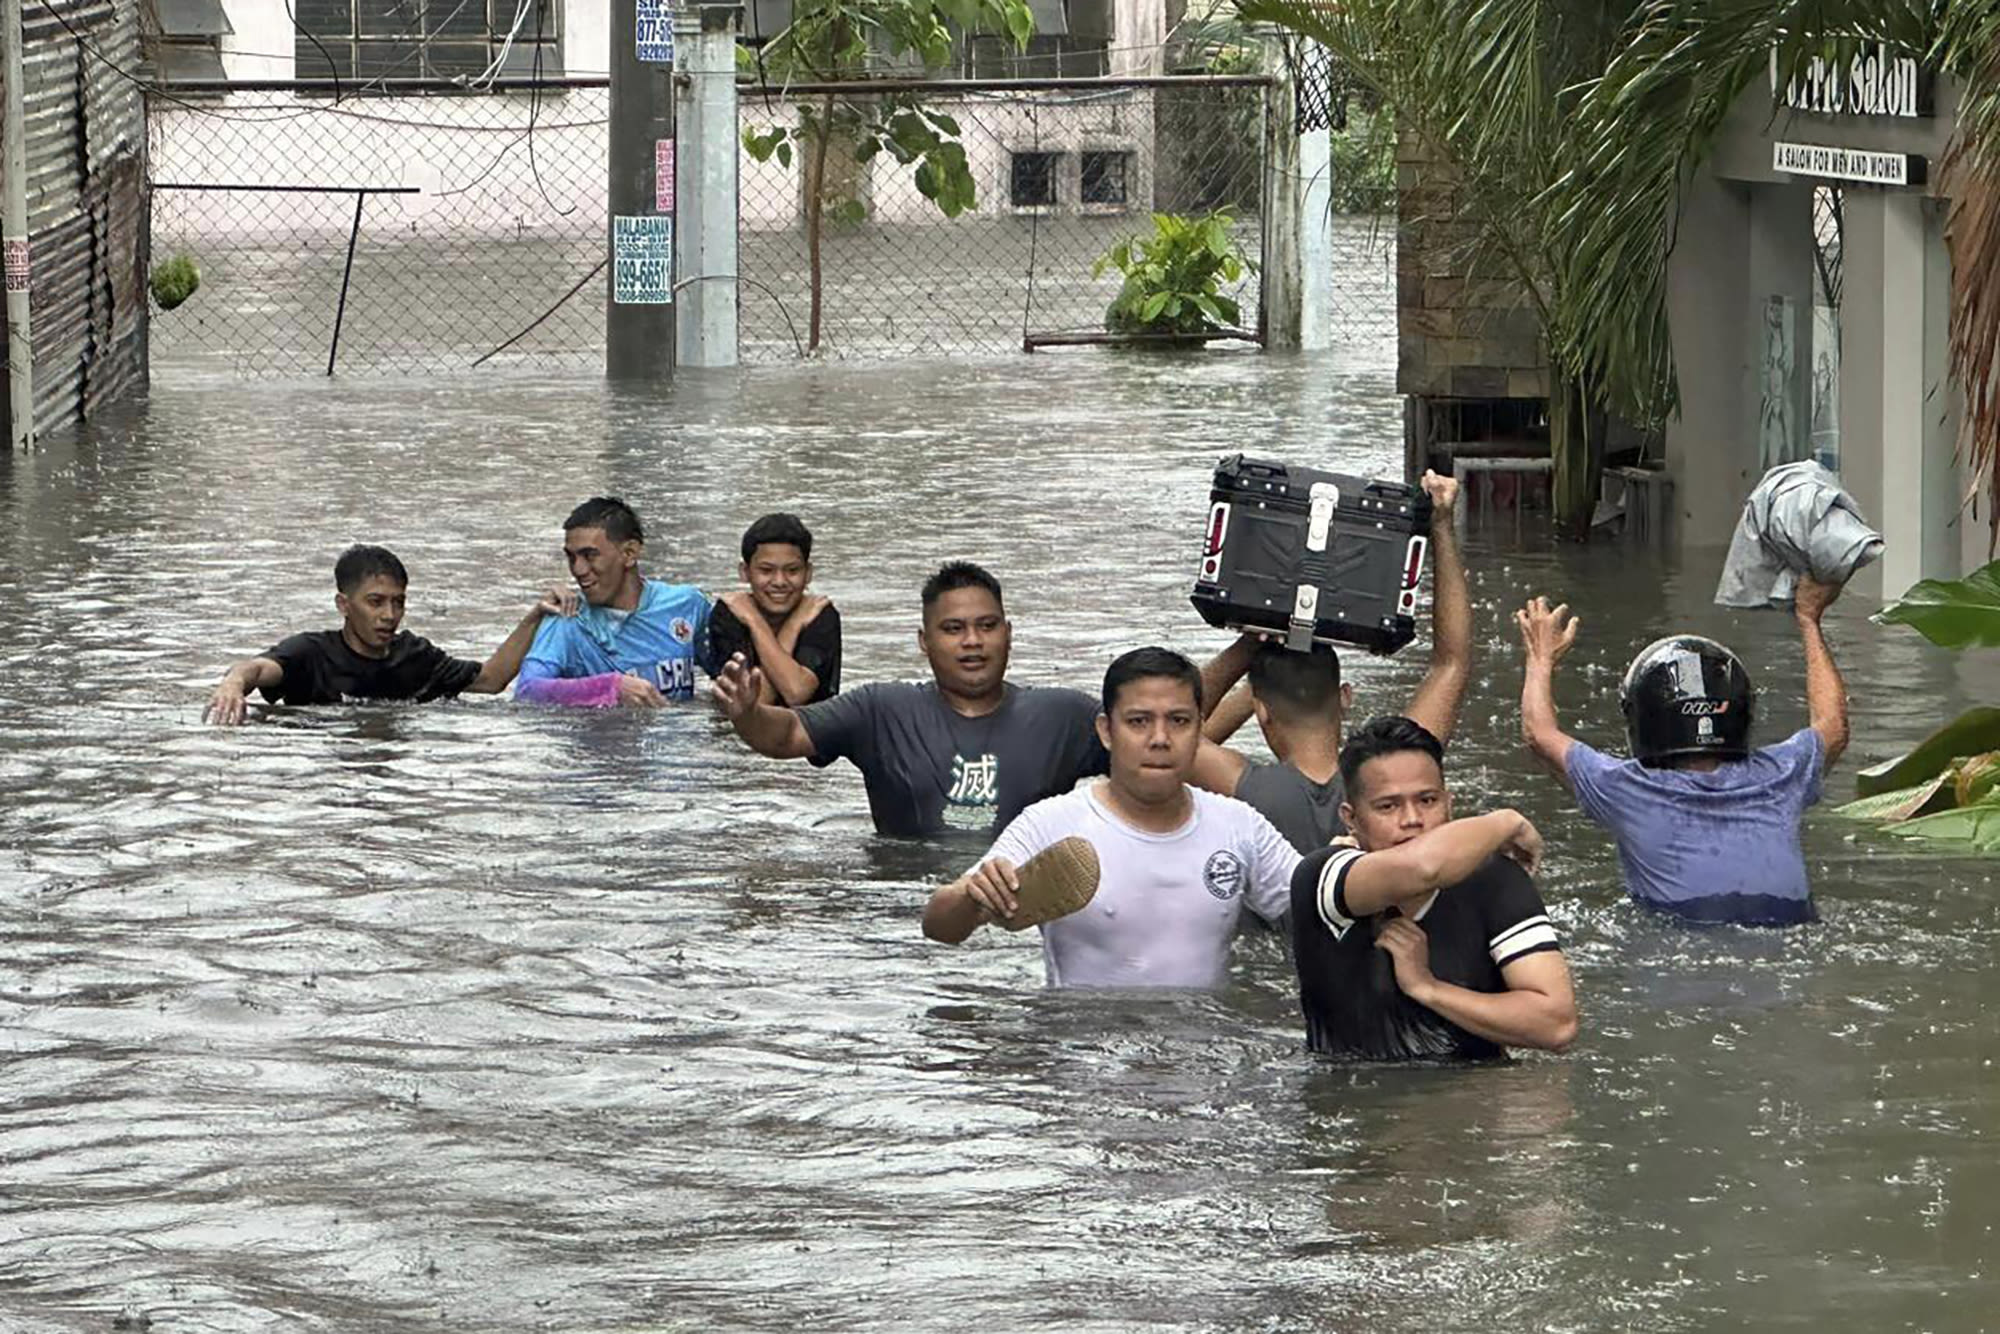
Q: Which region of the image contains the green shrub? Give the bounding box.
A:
[150,254,201,311]
[1329,107,1397,214]
[1095,212,1256,338]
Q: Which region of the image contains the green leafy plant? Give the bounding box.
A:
[740,0,1033,352]
[150,254,201,311]
[1834,560,2000,848]
[1329,107,1397,214]
[1094,212,1255,338]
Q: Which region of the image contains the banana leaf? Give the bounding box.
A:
[1855,707,2000,797]
[1829,772,1953,823]
[1886,798,2000,851]
[1955,751,2000,807]
[1874,560,2000,648]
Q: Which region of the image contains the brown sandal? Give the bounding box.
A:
[1001,836,1101,931]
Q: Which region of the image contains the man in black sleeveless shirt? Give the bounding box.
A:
[1192,471,1470,854]
[1290,717,1576,1061]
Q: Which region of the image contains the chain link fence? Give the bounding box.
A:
[146,76,1391,375]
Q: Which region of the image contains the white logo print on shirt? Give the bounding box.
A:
[944,753,999,830]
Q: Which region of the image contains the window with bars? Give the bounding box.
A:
[1010,151,1061,208]
[1080,150,1129,206]
[292,0,564,85]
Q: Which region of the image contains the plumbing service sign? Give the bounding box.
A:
[613,215,674,304]
[636,0,673,63]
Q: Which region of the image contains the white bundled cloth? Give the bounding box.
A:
[1714,461,1884,609]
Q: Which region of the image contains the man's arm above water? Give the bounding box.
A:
[467,588,575,695]
[1323,809,1543,920]
[206,655,284,725]
[1376,921,1577,1052]
[1404,471,1471,745]
[712,653,817,757]
[1794,575,1849,767]
[720,592,830,707]
[1516,595,1581,787]
[1190,633,1262,794]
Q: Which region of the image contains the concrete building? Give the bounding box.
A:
[1667,50,1970,597]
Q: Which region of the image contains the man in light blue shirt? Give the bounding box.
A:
[1515,579,1849,926]
[516,497,711,708]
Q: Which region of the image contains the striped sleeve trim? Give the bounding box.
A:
[1489,914,1560,967]
[1315,848,1367,941]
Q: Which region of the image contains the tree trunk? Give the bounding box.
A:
[803,94,835,353]
[1549,362,1607,541]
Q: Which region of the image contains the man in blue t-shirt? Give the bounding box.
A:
[516,497,711,708]
[1515,578,1849,925]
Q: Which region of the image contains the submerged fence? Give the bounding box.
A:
[145,76,1395,376]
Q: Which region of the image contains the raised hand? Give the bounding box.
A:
[538,586,579,618]
[1794,574,1842,623]
[1516,596,1580,667]
[711,653,764,720]
[1420,468,1459,517]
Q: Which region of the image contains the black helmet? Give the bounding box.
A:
[1619,635,1754,766]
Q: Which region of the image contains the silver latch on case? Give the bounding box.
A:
[1306,482,1340,553]
[1287,584,1318,651]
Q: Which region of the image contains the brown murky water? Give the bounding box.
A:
[1,349,1994,1331]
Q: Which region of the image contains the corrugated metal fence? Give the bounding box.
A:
[4,0,149,437]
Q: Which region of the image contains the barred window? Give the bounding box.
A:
[293,0,564,85]
[1080,150,1128,206]
[1010,151,1060,208]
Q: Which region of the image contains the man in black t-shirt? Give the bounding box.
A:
[205,545,569,723]
[713,561,1107,837]
[1192,471,1470,854]
[697,512,841,706]
[1289,716,1577,1061]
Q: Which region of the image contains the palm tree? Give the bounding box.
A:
[1239,0,2000,545]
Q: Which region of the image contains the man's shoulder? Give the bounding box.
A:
[270,628,339,655]
[1192,785,1282,834]
[640,580,712,618]
[1012,683,1097,716]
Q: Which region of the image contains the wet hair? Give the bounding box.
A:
[1338,715,1446,797]
[1248,642,1343,722]
[333,544,408,594]
[921,560,1004,613]
[562,496,644,544]
[741,512,813,563]
[1101,646,1205,717]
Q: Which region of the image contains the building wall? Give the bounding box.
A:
[1666,70,1974,593]
[5,0,150,439]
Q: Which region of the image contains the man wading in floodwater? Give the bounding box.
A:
[712,561,1106,837]
[516,497,712,709]
[1291,716,1577,1060]
[1515,579,1849,926]
[1193,471,1470,854]
[923,647,1300,987]
[205,544,567,722]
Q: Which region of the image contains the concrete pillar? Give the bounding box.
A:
[1109,0,1165,77]
[1839,189,1950,598]
[2,0,34,449]
[1260,32,1303,349]
[1297,122,1333,351]
[1664,172,1752,547]
[674,4,740,368]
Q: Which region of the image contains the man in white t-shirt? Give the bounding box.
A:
[923,646,1301,988]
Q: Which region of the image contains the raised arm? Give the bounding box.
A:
[1516,596,1581,785]
[1199,633,1259,723]
[1203,684,1257,743]
[712,654,817,758]
[468,588,573,695]
[206,656,284,725]
[1794,575,1849,767]
[1375,927,1577,1052]
[1404,471,1471,743]
[1334,809,1542,919]
[722,593,827,707]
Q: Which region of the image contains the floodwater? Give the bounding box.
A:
[1,349,1995,1332]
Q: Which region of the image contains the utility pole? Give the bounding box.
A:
[673,3,740,367]
[607,0,677,379]
[2,0,37,447]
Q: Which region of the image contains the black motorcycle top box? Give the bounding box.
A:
[1190,455,1432,655]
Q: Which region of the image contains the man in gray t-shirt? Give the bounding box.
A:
[1191,471,1470,854]
[713,561,1107,837]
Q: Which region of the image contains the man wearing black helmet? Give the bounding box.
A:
[1514,579,1849,926]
